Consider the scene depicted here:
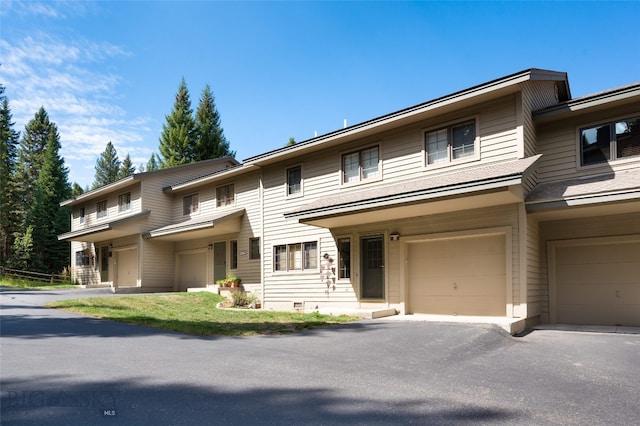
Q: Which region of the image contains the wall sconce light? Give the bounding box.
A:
[208,244,213,250]
[390,233,400,241]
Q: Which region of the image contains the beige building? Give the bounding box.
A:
[59,69,640,332]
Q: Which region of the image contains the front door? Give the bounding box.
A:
[361,235,384,299]
[100,246,109,282]
[213,242,227,283]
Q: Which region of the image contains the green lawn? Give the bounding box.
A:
[0,276,79,290]
[46,292,359,336]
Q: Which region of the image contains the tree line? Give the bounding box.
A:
[0,79,234,273]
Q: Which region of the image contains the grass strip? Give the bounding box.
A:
[46,292,359,336]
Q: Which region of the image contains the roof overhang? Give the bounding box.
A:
[285,156,540,228]
[526,169,640,220]
[57,210,151,242]
[61,176,137,207]
[164,164,260,194]
[244,69,568,167]
[532,83,640,124]
[143,208,245,241]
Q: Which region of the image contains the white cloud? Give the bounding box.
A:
[1,29,150,187]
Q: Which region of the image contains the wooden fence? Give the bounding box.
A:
[0,267,71,284]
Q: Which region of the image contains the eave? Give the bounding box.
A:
[57,210,151,242]
[143,208,245,241]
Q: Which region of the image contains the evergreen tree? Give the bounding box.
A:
[286,137,296,147]
[0,89,20,265]
[159,78,196,167]
[146,153,159,171]
[71,182,85,197]
[27,125,71,272]
[16,107,53,214]
[194,84,234,160]
[118,153,136,179]
[93,141,121,189]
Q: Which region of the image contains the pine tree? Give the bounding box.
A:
[71,183,85,197]
[16,107,53,214]
[0,89,20,265]
[118,153,136,179]
[27,125,71,272]
[146,153,159,171]
[194,84,234,160]
[93,141,121,189]
[159,78,196,167]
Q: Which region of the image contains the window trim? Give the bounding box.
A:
[183,193,199,216]
[118,192,131,213]
[337,236,352,281]
[230,240,238,270]
[79,207,85,224]
[272,241,319,272]
[423,116,480,169]
[285,164,303,197]
[216,183,236,208]
[340,143,382,186]
[96,200,108,219]
[75,249,91,267]
[249,237,260,260]
[578,115,640,168]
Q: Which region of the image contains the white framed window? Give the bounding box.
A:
[230,240,238,270]
[273,241,318,272]
[216,183,235,207]
[580,116,640,166]
[425,119,478,166]
[75,249,91,267]
[286,165,302,196]
[118,192,131,213]
[96,200,108,219]
[79,207,85,224]
[342,146,380,184]
[183,193,199,215]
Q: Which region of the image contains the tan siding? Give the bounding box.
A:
[536,104,640,183]
[141,239,174,290]
[537,212,640,321]
[520,81,563,158]
[526,218,542,317]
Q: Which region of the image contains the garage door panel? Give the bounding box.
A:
[409,234,506,316]
[179,252,207,291]
[557,262,639,285]
[554,240,640,326]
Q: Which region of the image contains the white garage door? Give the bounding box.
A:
[116,248,138,287]
[408,234,506,316]
[554,239,640,326]
[178,251,207,291]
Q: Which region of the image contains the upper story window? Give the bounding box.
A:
[183,193,199,215]
[96,200,108,219]
[286,166,302,196]
[580,116,640,166]
[79,207,85,224]
[118,192,131,213]
[425,119,477,165]
[216,183,235,207]
[342,146,380,184]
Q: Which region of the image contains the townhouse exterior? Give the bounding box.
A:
[59,69,640,332]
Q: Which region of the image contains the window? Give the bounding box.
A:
[216,184,235,207]
[425,119,476,165]
[273,241,318,271]
[580,116,640,166]
[79,207,85,224]
[230,240,238,269]
[286,166,302,196]
[338,238,351,279]
[97,200,107,218]
[118,192,131,213]
[75,250,91,267]
[249,237,260,260]
[183,194,199,215]
[342,146,379,184]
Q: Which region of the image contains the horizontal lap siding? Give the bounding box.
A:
[75,183,141,230]
[142,239,174,289]
[478,97,518,162]
[526,219,543,317]
[234,173,262,285]
[520,81,561,158]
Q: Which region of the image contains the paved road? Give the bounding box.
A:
[1,289,639,425]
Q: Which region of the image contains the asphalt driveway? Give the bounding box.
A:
[1,289,639,425]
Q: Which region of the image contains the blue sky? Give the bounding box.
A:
[2,1,639,188]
